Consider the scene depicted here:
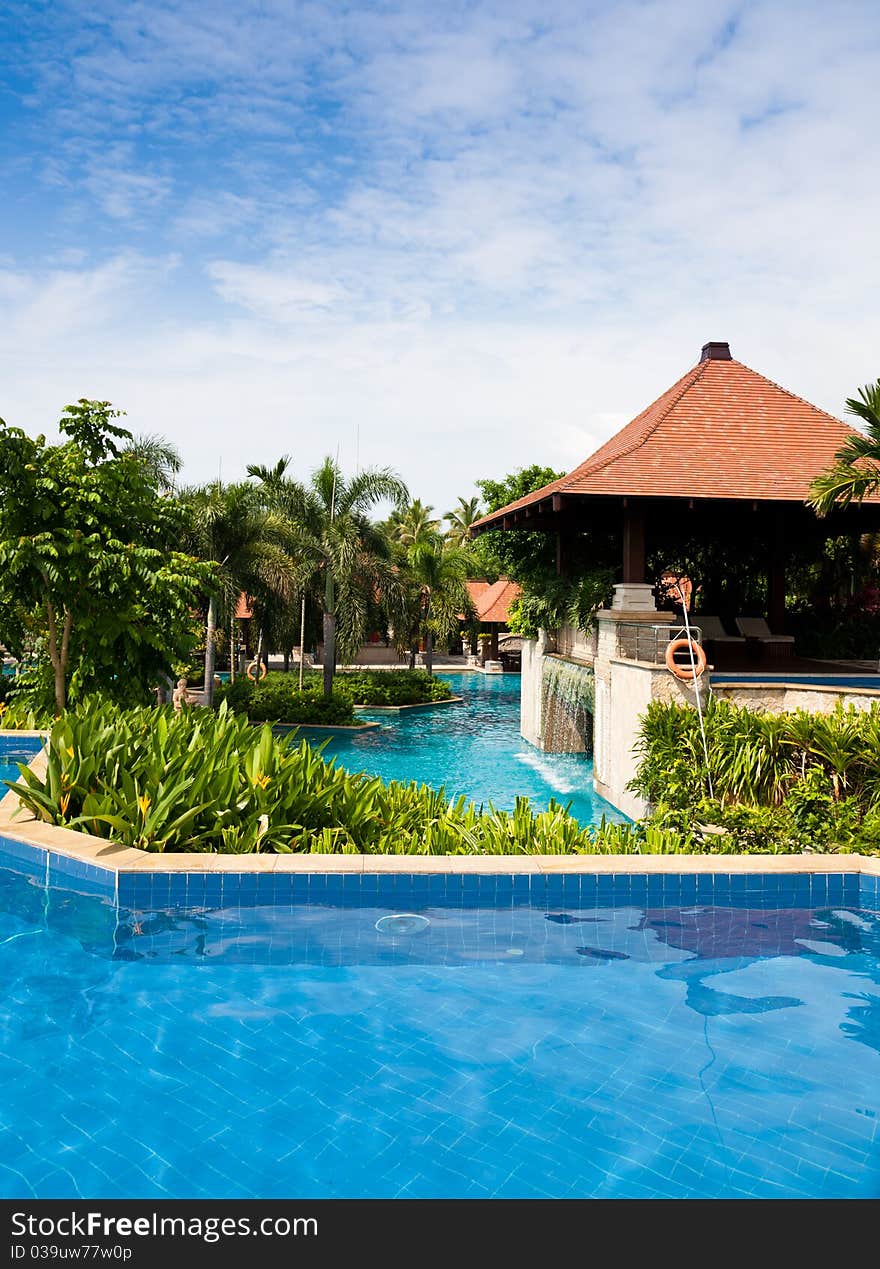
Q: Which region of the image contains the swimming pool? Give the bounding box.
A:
[0,735,42,789]
[712,673,880,688]
[1,846,878,1200]
[319,671,624,824]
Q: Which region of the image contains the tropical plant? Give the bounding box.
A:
[444,496,481,544]
[386,499,440,550]
[247,456,408,696]
[180,481,298,706]
[215,667,455,721]
[123,434,182,491]
[0,400,213,710]
[809,379,880,513]
[403,541,475,675]
[507,569,616,639]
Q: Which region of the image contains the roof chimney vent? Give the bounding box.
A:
[701,341,732,362]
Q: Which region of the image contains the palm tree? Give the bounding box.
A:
[124,434,182,492]
[180,482,297,705]
[386,499,440,550]
[444,495,481,544]
[809,380,880,513]
[406,541,476,676]
[248,456,408,696]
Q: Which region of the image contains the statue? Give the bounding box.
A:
[172,678,195,711]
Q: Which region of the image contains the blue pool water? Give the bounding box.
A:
[0,735,42,790]
[1,852,879,1200]
[712,673,880,688]
[318,671,624,824]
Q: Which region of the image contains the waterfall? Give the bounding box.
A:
[541,656,594,754]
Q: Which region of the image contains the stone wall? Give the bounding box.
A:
[556,622,597,662]
[712,682,880,714]
[520,637,545,749]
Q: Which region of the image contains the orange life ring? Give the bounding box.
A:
[245,659,267,682]
[665,637,707,681]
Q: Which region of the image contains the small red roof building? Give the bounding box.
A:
[465,578,521,625]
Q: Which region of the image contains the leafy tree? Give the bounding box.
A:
[248,456,408,696]
[180,481,298,705]
[469,464,565,582]
[0,400,213,711]
[810,380,880,513]
[476,465,564,513]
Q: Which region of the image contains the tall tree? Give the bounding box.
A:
[406,541,476,676]
[0,400,212,710]
[123,434,182,492]
[180,482,297,705]
[386,499,440,550]
[248,456,408,696]
[810,380,880,513]
[444,496,481,544]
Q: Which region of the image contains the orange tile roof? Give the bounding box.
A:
[465,580,491,604]
[234,594,252,620]
[473,345,877,526]
[471,578,521,624]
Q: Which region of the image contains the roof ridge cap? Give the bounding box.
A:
[562,360,708,488]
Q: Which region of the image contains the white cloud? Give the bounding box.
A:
[3,0,880,506]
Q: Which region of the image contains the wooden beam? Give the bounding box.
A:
[622,505,646,583]
[767,508,786,632]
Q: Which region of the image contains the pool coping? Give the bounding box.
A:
[2,736,879,880]
[352,696,464,713]
[270,720,382,733]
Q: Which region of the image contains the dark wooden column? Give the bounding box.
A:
[490,624,499,659]
[622,502,646,583]
[767,507,786,632]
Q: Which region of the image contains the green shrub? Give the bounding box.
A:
[215,668,451,717]
[335,669,453,706]
[213,673,355,725]
[630,698,880,853]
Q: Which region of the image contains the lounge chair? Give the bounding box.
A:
[696,615,747,646]
[693,615,747,667]
[735,617,795,659]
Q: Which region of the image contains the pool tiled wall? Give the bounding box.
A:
[1,833,872,911]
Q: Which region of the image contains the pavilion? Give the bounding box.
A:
[465,578,521,664]
[471,341,880,632]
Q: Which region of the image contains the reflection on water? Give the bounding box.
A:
[1,859,879,1200]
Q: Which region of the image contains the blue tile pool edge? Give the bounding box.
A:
[2,829,878,911]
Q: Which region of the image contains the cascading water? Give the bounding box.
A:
[541,656,595,753]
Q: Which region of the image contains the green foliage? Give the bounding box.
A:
[216,669,453,717]
[213,674,354,725]
[507,570,615,639]
[337,670,453,705]
[0,401,214,711]
[631,698,880,853]
[809,378,880,514]
[476,466,564,513]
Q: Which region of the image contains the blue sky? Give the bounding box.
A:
[1,0,879,508]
